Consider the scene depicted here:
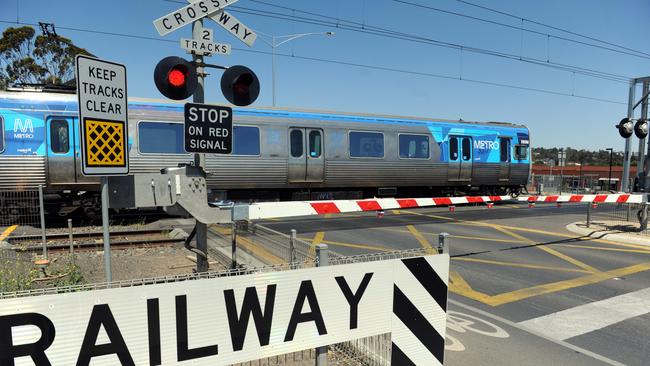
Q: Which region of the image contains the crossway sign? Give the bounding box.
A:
[187,0,257,47]
[184,102,232,154]
[153,0,239,36]
[76,55,129,175]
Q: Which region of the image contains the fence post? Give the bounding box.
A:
[68,219,74,265]
[289,229,297,268]
[586,202,591,228]
[38,184,47,259]
[231,221,237,269]
[315,244,329,366]
[642,204,649,231]
[438,233,450,254]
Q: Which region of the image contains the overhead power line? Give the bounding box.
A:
[393,0,650,60]
[0,19,626,105]
[455,0,650,58]
[220,1,629,84]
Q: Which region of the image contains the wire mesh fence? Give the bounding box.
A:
[587,202,649,236]
[528,174,605,195]
[0,188,42,228]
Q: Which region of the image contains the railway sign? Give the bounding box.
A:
[184,102,232,154]
[181,37,232,56]
[153,0,239,36]
[76,55,129,176]
[185,0,257,47]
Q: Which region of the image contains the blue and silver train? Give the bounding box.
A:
[0,88,530,219]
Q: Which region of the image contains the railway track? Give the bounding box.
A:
[6,229,184,253]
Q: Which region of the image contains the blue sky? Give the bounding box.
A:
[1,0,649,149]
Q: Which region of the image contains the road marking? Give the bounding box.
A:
[235,235,286,265]
[453,258,592,274]
[315,238,392,252]
[310,231,325,256]
[0,225,18,241]
[406,225,433,251]
[537,246,600,273]
[518,287,650,341]
[449,299,626,366]
[557,244,650,254]
[492,225,534,244]
[374,227,522,244]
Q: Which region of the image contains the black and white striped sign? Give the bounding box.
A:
[0,255,448,365]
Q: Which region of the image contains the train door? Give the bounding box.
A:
[498,137,511,182]
[72,118,95,183]
[288,128,324,183]
[448,136,473,181]
[46,116,75,185]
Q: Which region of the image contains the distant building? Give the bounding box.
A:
[531,165,638,192]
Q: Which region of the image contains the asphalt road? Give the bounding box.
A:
[258,202,650,366]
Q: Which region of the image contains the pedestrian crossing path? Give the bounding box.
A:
[518,287,650,341]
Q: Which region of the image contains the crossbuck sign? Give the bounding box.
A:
[0,255,448,365]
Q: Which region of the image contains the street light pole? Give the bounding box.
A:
[263,31,334,107]
[606,148,614,192]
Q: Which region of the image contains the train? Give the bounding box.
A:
[0,88,530,220]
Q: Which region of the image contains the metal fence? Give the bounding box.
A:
[247,222,319,262]
[0,188,43,235]
[528,174,603,195]
[586,202,649,236]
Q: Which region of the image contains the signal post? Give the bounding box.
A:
[152,1,259,272]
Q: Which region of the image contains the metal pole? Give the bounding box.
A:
[438,232,450,254]
[231,221,237,269]
[101,176,111,282]
[271,37,277,107]
[38,184,46,259]
[623,80,636,192]
[608,149,613,192]
[192,19,209,273]
[586,202,591,228]
[289,229,297,268]
[315,244,329,366]
[638,82,649,191]
[68,218,74,265]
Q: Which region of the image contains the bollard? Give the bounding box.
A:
[377,210,385,218]
[586,202,591,228]
[438,233,450,254]
[289,229,297,268]
[641,204,649,231]
[38,184,47,259]
[68,219,74,265]
[231,221,237,270]
[315,244,329,366]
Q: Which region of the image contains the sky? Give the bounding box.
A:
[1,0,649,150]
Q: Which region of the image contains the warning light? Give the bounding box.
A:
[154,56,197,100]
[616,118,634,139]
[221,65,260,106]
[168,68,186,87]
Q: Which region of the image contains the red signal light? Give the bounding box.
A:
[168,68,186,87]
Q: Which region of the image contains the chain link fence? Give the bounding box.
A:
[0,189,42,228]
[528,174,607,195]
[586,202,649,236]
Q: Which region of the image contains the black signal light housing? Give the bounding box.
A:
[154,56,198,100]
[221,65,260,106]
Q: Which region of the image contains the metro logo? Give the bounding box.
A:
[12,118,34,139]
[474,139,499,151]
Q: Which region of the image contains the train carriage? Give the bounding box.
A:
[0,89,530,219]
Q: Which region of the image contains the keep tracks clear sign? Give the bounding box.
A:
[75,55,129,176]
[0,255,449,366]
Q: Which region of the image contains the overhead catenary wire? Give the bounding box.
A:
[455,0,650,58]
[0,19,626,105]
[207,0,631,84]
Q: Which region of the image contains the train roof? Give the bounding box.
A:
[0,90,528,130]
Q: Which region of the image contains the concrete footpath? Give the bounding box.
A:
[566,221,650,247]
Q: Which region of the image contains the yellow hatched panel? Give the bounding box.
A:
[84,119,125,166]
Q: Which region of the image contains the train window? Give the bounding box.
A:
[232,126,260,155]
[399,134,429,159]
[138,122,185,154]
[515,145,528,160]
[500,138,510,162]
[449,137,459,161]
[290,129,303,157]
[309,130,322,158]
[0,116,4,152]
[50,120,70,154]
[349,131,384,158]
[461,138,471,161]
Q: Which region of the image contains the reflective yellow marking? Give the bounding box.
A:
[0,225,18,241]
[557,244,650,254]
[310,232,325,256]
[392,210,401,215]
[84,119,125,166]
[320,239,392,251]
[453,257,592,274]
[484,262,650,306]
[492,225,534,244]
[450,262,650,306]
[374,227,522,244]
[537,246,600,273]
[208,226,285,265]
[406,225,433,250]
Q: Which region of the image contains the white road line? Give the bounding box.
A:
[518,287,650,341]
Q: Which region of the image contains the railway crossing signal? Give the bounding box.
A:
[635,118,648,139]
[617,118,634,138]
[220,65,260,106]
[154,56,198,100]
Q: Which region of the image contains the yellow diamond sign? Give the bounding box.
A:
[84,119,125,166]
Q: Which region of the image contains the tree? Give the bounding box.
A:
[0,26,93,89]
